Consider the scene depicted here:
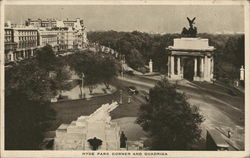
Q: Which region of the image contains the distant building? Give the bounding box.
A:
[27,18,88,50]
[55,27,74,50]
[4,18,88,64]
[25,18,84,29]
[14,27,39,60]
[38,28,58,51]
[4,27,38,62]
[4,28,17,62]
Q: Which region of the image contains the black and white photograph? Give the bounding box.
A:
[0,0,249,157]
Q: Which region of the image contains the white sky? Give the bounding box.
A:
[5,5,244,33]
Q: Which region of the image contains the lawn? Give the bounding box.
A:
[47,79,146,131]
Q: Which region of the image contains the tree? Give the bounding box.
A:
[5,59,55,101]
[5,91,55,149]
[5,48,71,101]
[136,78,204,150]
[5,46,70,149]
[221,35,244,79]
[99,57,118,89]
[127,48,145,70]
[67,51,117,94]
[36,45,57,71]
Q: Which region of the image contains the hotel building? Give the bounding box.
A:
[4,18,88,63]
[5,26,38,62]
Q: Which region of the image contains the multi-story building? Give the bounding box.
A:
[25,18,84,29]
[4,18,88,63]
[4,28,17,62]
[13,27,39,60]
[4,26,38,63]
[26,18,88,50]
[55,27,74,51]
[38,28,58,51]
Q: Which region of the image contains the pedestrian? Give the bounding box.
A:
[128,96,131,104]
[120,131,127,148]
[228,129,232,138]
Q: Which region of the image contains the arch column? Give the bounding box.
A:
[204,55,208,80]
[171,56,174,76]
[194,57,197,77]
[177,57,181,76]
[168,55,171,77]
[200,57,204,79]
[210,57,214,79]
[207,57,211,81]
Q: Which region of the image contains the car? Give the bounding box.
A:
[125,70,134,76]
[127,86,139,95]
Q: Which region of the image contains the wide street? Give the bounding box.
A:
[118,74,245,150]
[47,72,244,150]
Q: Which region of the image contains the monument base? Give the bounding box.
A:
[169,74,183,80]
[193,76,203,82]
[193,76,213,82]
[54,102,121,150]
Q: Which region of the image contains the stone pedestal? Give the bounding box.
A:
[54,102,121,150]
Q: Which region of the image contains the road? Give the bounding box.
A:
[49,73,244,150]
[118,75,245,150]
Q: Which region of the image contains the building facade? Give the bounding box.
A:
[13,27,39,60]
[25,18,85,29]
[38,28,58,51]
[4,18,88,63]
[4,27,39,62]
[27,18,88,50]
[56,27,74,51]
[4,28,17,62]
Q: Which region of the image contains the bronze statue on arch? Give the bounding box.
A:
[181,17,197,37]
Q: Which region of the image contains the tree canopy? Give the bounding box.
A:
[88,31,244,78]
[66,50,119,93]
[136,78,204,150]
[5,45,70,149]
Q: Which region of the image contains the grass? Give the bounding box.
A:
[47,79,146,131]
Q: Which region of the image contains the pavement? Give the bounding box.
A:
[112,117,146,141]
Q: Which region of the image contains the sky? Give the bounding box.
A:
[5,5,244,33]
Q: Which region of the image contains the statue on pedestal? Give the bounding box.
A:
[88,137,102,150]
[181,17,197,37]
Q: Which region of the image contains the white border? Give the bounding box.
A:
[1,0,249,158]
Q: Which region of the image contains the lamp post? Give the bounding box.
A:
[119,90,123,104]
[81,73,85,99]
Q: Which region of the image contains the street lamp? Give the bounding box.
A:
[119,90,123,104]
[81,73,85,99]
